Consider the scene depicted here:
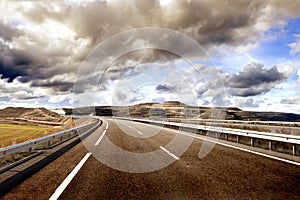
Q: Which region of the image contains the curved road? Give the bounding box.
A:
[2,118,300,199]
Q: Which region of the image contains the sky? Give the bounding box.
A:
[0,0,300,114]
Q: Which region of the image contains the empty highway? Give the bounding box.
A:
[2,118,300,199]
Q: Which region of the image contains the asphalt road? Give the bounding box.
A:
[2,118,300,199]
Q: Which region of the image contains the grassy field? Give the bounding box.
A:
[0,124,55,148]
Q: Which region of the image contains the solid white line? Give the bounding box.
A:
[160,146,179,160]
[178,132,300,166]
[137,130,143,135]
[95,130,106,146]
[49,152,92,200]
[106,122,108,130]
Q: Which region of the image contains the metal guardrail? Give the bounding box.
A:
[176,118,300,126]
[0,118,100,158]
[116,117,300,156]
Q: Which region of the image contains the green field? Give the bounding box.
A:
[0,124,54,148]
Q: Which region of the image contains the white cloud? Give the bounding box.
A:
[0,0,300,113]
[231,97,259,108]
[48,94,71,104]
[289,34,300,57]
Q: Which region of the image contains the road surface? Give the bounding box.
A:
[2,118,300,199]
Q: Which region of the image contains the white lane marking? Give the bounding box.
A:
[178,131,300,166]
[119,121,133,129]
[49,152,92,200]
[160,146,179,160]
[95,130,106,146]
[137,130,143,135]
[118,120,144,135]
[106,122,108,130]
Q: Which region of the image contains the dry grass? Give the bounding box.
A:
[0,124,55,148]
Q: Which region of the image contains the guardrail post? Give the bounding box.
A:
[225,133,228,141]
[269,141,272,150]
[250,138,254,147]
[237,135,240,143]
[48,141,51,148]
[292,144,297,156]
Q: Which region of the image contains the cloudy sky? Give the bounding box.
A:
[0,0,300,114]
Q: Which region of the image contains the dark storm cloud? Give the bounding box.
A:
[109,49,180,69]
[30,0,264,48]
[225,62,289,97]
[155,84,176,93]
[0,47,31,82]
[1,0,300,100]
[0,22,20,41]
[225,62,285,88]
[30,80,73,92]
[0,22,28,82]
[0,65,24,83]
[156,84,169,92]
[20,0,300,58]
[0,44,73,84]
[229,86,272,97]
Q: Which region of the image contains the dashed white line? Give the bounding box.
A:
[94,121,109,146]
[118,120,143,135]
[160,146,179,160]
[95,130,106,146]
[49,152,92,200]
[137,130,143,135]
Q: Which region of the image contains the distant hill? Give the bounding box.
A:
[255,112,300,122]
[64,106,113,116]
[67,101,300,122]
[0,107,33,118]
[0,107,65,123]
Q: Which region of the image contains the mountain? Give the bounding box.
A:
[255,112,300,122]
[66,101,300,122]
[0,107,66,124]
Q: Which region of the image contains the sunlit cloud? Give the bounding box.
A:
[0,0,300,113]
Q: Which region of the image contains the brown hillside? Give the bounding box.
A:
[0,107,33,118]
[0,107,65,123]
